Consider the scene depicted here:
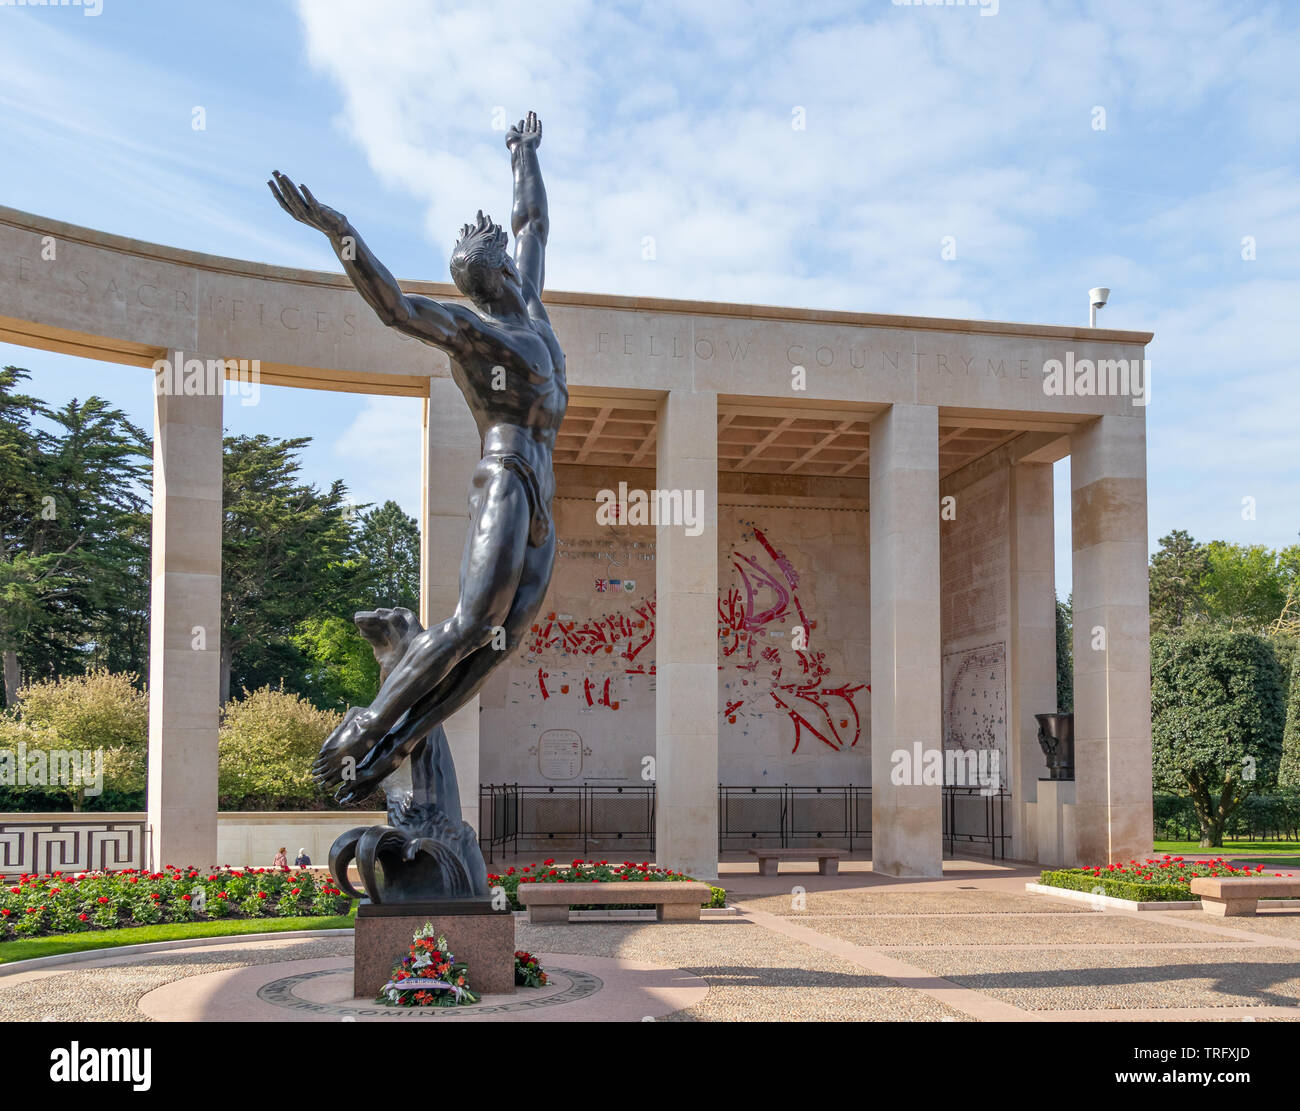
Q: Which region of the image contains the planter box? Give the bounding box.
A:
[1026,881,1300,913]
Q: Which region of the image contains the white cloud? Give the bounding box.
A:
[332,396,425,518]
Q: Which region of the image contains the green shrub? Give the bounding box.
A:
[1154,789,1300,841]
[1039,855,1291,903]
[1040,868,1194,902]
[0,670,146,809]
[218,686,341,809]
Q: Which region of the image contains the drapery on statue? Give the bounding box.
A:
[269,111,567,902]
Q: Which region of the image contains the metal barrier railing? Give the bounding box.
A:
[477,783,656,860]
[479,784,1010,860]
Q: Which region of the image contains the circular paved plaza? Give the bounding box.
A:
[3,861,1299,1022]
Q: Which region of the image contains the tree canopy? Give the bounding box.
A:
[1,369,420,714]
[1151,631,1287,846]
[0,367,150,706]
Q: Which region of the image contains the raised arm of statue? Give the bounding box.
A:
[268,171,468,354]
[506,111,548,311]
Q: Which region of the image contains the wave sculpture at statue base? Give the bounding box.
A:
[324,608,489,904]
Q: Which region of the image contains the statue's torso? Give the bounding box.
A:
[448,313,567,496]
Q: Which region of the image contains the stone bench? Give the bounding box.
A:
[749,848,845,876]
[516,881,714,923]
[1189,876,1300,916]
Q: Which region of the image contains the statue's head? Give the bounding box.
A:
[450,211,521,307]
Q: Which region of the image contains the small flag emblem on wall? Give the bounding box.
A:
[595,579,607,592]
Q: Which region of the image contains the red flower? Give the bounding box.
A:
[77,913,88,921]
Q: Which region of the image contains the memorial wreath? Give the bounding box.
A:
[377,923,479,1007]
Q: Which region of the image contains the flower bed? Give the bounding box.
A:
[1040,855,1297,902]
[1,865,351,940]
[487,860,726,910]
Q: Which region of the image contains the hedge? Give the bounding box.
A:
[1154,790,1300,842]
[1281,648,1300,788]
[1040,855,1293,903]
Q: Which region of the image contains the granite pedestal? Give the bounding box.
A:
[353,900,515,998]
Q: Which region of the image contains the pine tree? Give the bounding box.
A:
[220,434,357,703]
[1149,529,1210,633]
[355,499,420,611]
[1055,594,1072,712]
[0,368,149,705]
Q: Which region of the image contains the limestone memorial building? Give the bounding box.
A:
[0,204,1153,879]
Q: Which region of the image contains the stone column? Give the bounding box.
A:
[1007,461,1058,860]
[147,352,223,868]
[654,388,719,879]
[869,403,942,877]
[1070,413,1152,864]
[421,377,482,828]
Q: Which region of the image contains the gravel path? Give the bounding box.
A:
[516,920,968,1021]
[0,936,352,1022]
[878,944,1300,1011]
[2,882,1297,1021]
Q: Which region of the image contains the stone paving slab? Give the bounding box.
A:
[734,889,1093,916]
[880,945,1300,1011]
[1178,912,1300,941]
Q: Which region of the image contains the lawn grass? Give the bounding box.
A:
[1153,839,1300,857]
[0,903,357,966]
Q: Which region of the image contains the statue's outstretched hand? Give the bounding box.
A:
[506,110,542,153]
[268,170,347,237]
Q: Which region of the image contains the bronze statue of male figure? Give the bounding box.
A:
[270,111,566,805]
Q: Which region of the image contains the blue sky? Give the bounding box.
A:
[1,0,1297,593]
